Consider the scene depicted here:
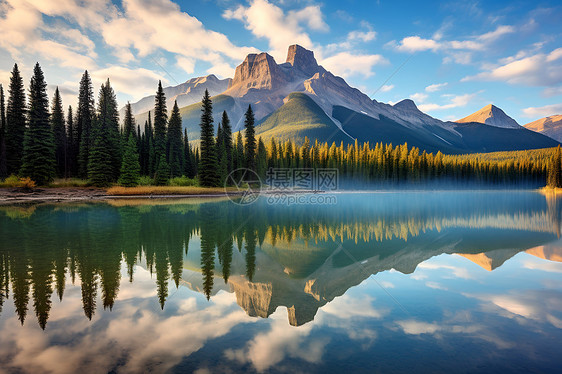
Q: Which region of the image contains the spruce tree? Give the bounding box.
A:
[88,114,113,187]
[77,71,94,178]
[235,131,244,179]
[118,134,140,187]
[0,84,7,179]
[221,111,233,174]
[244,105,256,172]
[20,63,56,185]
[51,87,66,178]
[257,137,267,179]
[154,153,170,186]
[146,112,156,175]
[6,63,26,175]
[87,80,120,186]
[66,106,74,177]
[95,79,121,181]
[167,100,183,178]
[198,89,219,187]
[153,81,167,174]
[183,129,195,178]
[122,102,136,142]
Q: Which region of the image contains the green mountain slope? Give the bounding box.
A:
[256,93,351,144]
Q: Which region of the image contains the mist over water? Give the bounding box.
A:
[0,191,561,373]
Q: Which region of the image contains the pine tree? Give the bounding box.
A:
[118,134,140,187]
[221,111,233,174]
[88,80,121,186]
[88,114,113,187]
[20,63,55,185]
[96,79,121,181]
[183,129,195,178]
[146,112,156,175]
[198,89,219,187]
[122,102,136,142]
[66,106,75,177]
[0,84,7,179]
[167,101,183,178]
[6,63,26,175]
[77,71,94,178]
[51,87,66,178]
[153,81,167,174]
[244,104,256,172]
[257,137,267,179]
[154,154,169,186]
[235,131,244,179]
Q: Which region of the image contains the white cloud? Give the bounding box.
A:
[522,103,562,118]
[289,5,329,32]
[0,0,257,101]
[395,36,440,52]
[380,84,394,93]
[223,0,315,62]
[463,48,562,87]
[418,93,477,112]
[425,82,448,92]
[397,320,441,335]
[477,25,515,42]
[409,92,428,103]
[425,281,448,290]
[321,52,387,78]
[89,66,169,101]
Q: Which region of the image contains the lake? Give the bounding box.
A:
[0,191,561,373]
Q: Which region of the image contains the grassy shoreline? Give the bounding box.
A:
[106,186,235,196]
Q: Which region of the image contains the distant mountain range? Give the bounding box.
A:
[524,115,562,143]
[128,44,559,153]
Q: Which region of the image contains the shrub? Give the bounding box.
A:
[0,175,36,190]
[169,176,198,187]
[138,176,153,186]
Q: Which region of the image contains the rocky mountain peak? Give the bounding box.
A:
[457,104,521,129]
[394,99,420,112]
[285,44,319,76]
[229,52,287,92]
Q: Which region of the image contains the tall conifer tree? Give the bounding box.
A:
[198,89,219,186]
[51,87,66,178]
[167,101,183,178]
[0,84,7,179]
[66,106,75,177]
[221,111,233,174]
[122,102,136,142]
[244,105,256,172]
[88,80,120,186]
[20,63,55,185]
[119,134,140,187]
[6,63,26,175]
[153,81,167,174]
[77,71,94,178]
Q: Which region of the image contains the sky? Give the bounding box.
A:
[0,0,561,125]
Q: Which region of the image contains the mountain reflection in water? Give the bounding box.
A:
[0,191,560,329]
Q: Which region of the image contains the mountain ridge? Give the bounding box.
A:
[130,44,559,153]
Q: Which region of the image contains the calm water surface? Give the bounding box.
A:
[0,191,561,373]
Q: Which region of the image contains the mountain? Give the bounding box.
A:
[456,104,521,129]
[131,45,559,153]
[524,115,562,142]
[123,74,230,117]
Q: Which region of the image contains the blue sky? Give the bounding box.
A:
[0,0,561,124]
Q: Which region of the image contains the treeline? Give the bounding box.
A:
[0,62,558,188]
